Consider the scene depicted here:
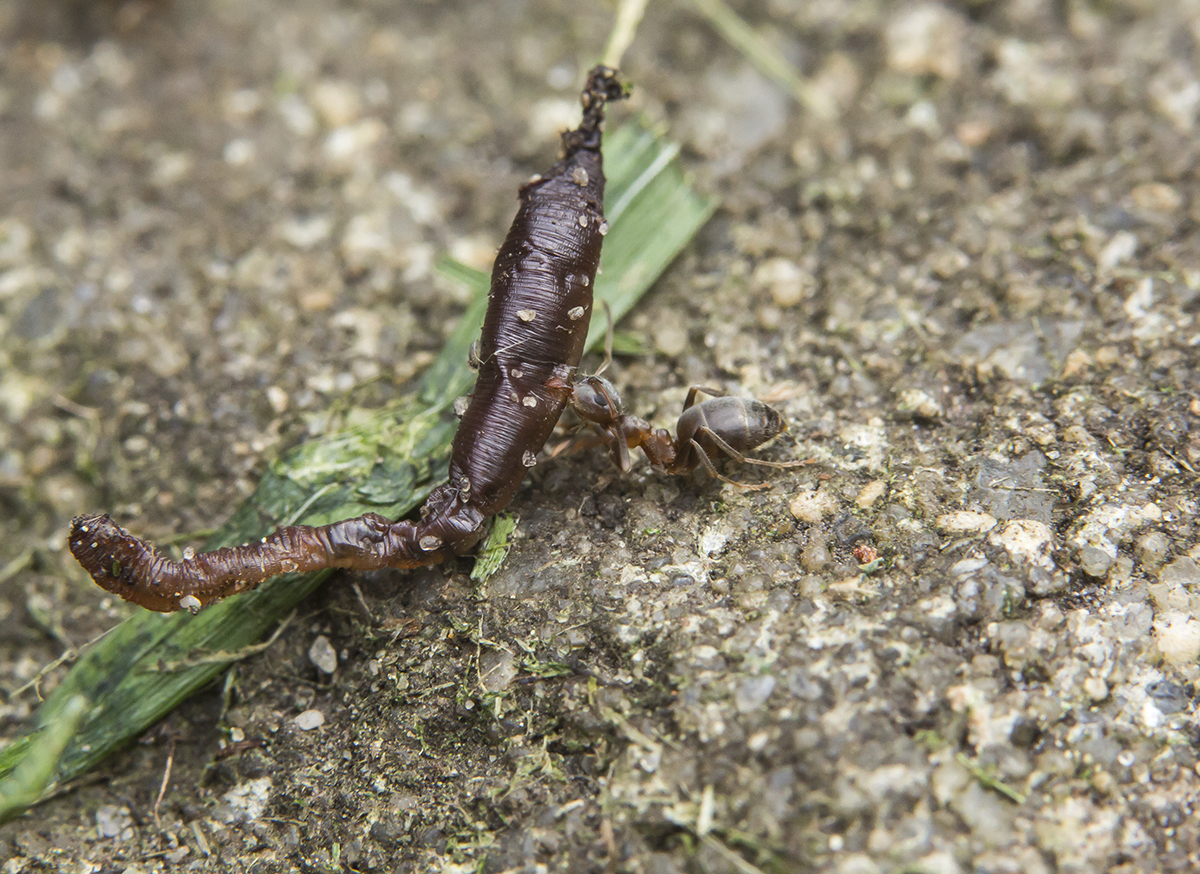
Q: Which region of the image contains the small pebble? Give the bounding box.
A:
[989,520,1053,566]
[308,635,338,673]
[1060,348,1093,378]
[294,709,326,731]
[1156,612,1200,668]
[1160,556,1200,588]
[1130,181,1182,214]
[699,523,730,557]
[266,385,289,414]
[790,488,838,524]
[1097,231,1138,274]
[219,777,273,824]
[895,388,943,421]
[95,804,131,839]
[223,138,255,166]
[912,851,960,874]
[800,533,831,572]
[280,214,332,249]
[735,675,776,713]
[855,480,887,509]
[323,118,386,161]
[753,257,811,308]
[935,511,997,535]
[1083,676,1109,702]
[1036,602,1065,630]
[886,3,966,80]
[479,649,519,693]
[311,79,362,127]
[638,747,661,773]
[1077,545,1114,578]
[653,321,688,357]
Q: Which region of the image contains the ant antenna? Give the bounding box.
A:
[594,301,614,377]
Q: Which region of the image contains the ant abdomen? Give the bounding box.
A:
[678,397,786,460]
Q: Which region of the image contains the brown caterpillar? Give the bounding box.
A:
[70,66,628,613]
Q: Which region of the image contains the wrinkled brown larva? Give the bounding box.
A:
[70,67,627,613]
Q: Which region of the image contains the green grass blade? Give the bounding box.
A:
[0,117,715,820]
[0,696,87,822]
[470,512,520,584]
[418,259,490,407]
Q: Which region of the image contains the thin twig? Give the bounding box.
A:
[603,0,650,70]
[152,737,175,831]
[8,624,119,702]
[153,612,295,671]
[687,0,838,119]
[701,834,768,874]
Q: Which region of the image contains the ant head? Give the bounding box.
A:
[571,375,624,426]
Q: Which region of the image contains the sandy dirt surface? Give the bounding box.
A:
[2,0,1200,871]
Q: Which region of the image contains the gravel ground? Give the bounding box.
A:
[3,1,1200,872]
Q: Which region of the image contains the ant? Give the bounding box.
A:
[563,303,803,489]
[570,376,801,490]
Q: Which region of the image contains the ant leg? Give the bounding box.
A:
[613,428,633,471]
[688,441,770,491]
[683,385,729,411]
[598,385,633,472]
[693,425,810,469]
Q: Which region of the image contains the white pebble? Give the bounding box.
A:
[989,519,1054,567]
[294,709,325,731]
[308,635,338,674]
[886,3,966,80]
[223,138,255,166]
[789,488,838,524]
[323,119,386,161]
[935,511,997,535]
[855,480,887,509]
[1156,611,1200,667]
[753,257,811,308]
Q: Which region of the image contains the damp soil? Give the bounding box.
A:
[2,1,1199,872]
